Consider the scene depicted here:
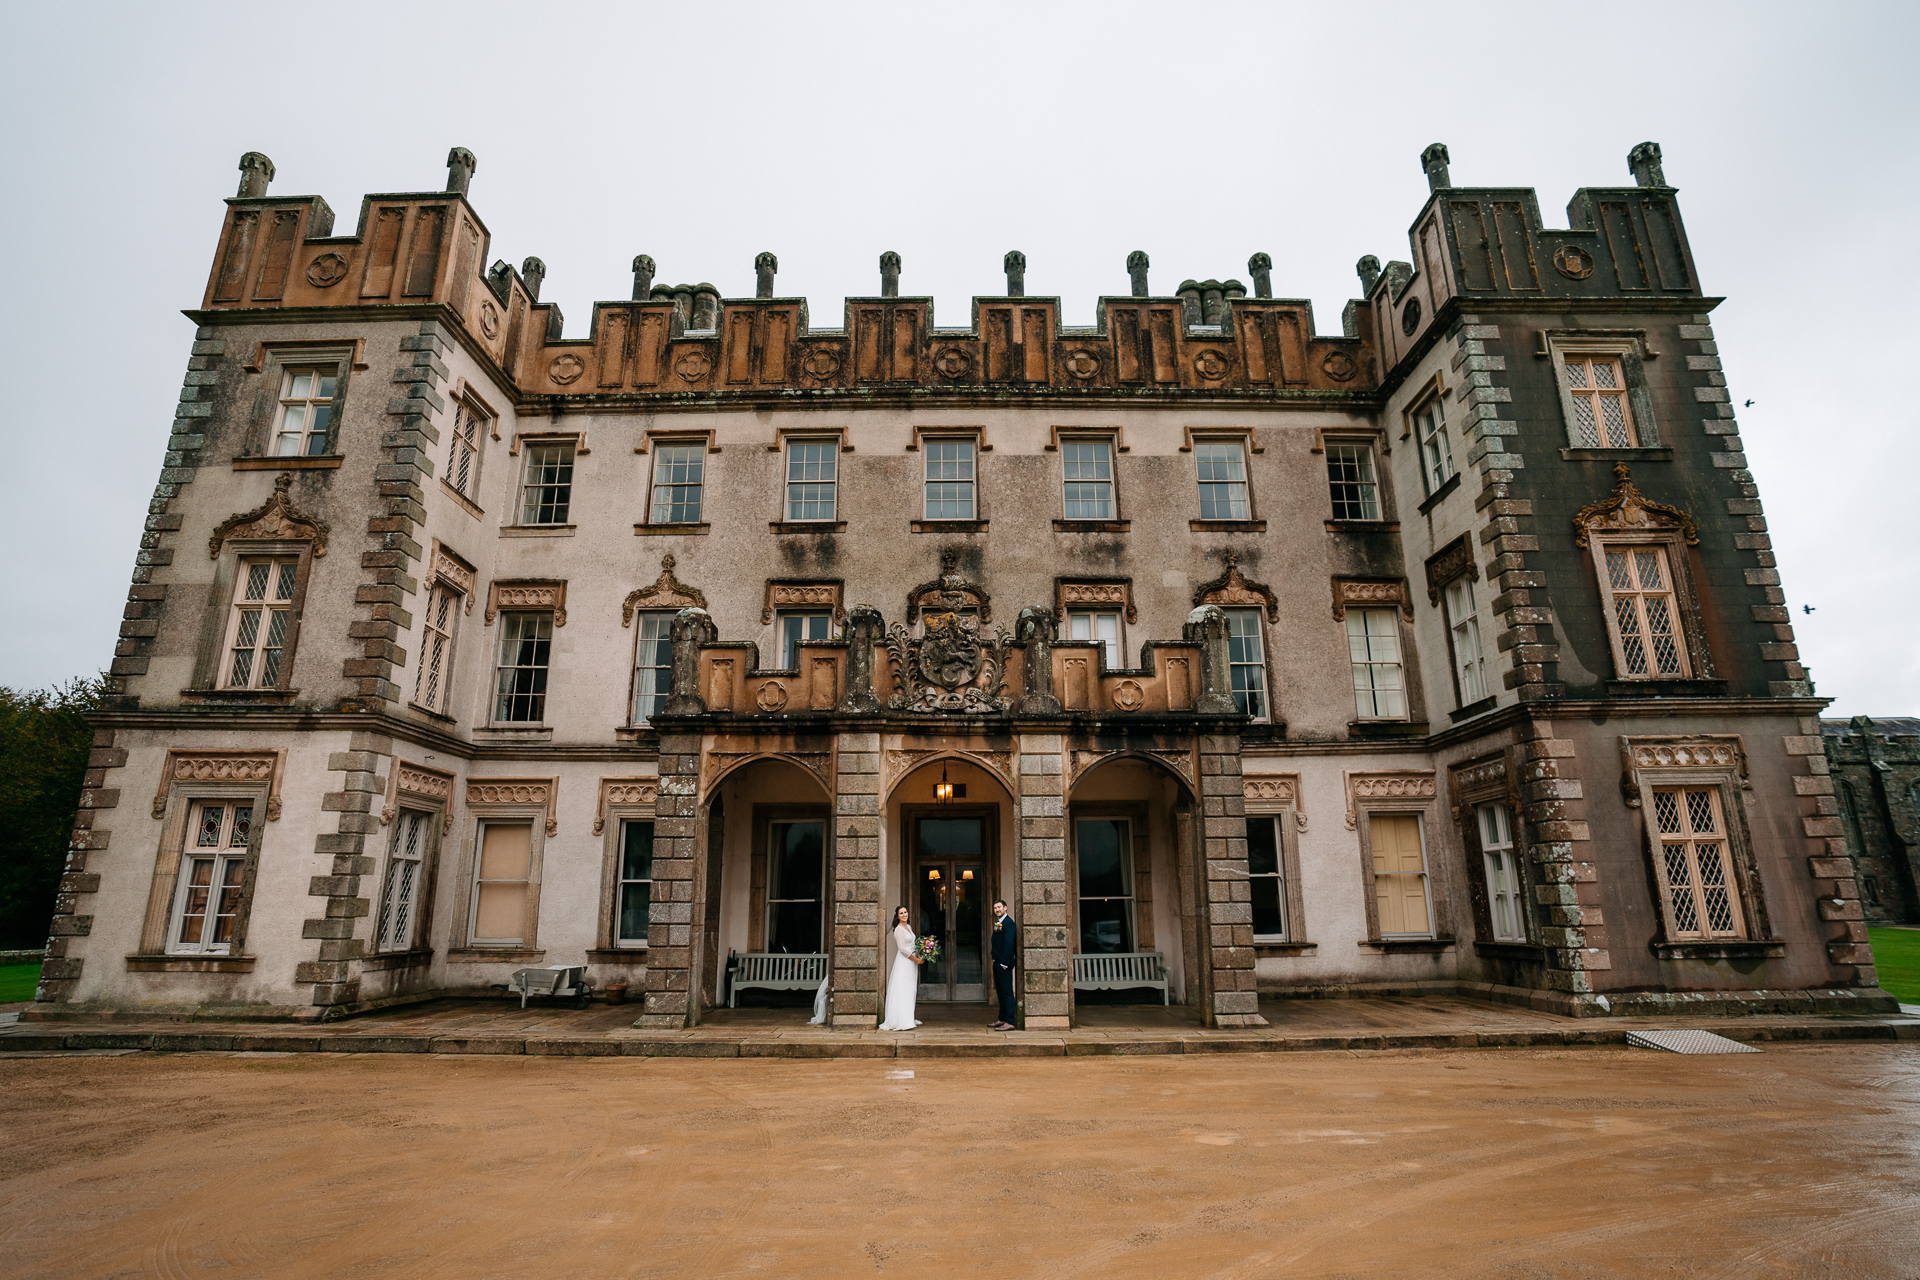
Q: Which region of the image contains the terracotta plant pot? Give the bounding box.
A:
[605,983,628,1006]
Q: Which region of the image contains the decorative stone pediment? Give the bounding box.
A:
[1330,576,1414,621]
[208,474,329,558]
[622,554,705,626]
[382,760,456,830]
[1058,579,1137,624]
[1425,534,1479,605]
[1573,464,1699,547]
[762,578,844,624]
[1193,551,1278,624]
[151,748,287,821]
[487,579,568,626]
[429,543,477,613]
[883,610,1013,713]
[595,776,660,833]
[906,550,992,623]
[466,776,558,835]
[1343,770,1437,829]
[1244,771,1307,828]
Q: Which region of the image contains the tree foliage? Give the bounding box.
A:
[0,677,105,949]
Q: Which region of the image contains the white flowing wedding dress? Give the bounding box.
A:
[878,923,922,1030]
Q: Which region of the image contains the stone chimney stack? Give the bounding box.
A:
[1177,280,1201,326]
[691,283,720,330]
[1200,280,1225,325]
[754,252,778,298]
[1127,250,1150,297]
[880,251,901,297]
[1356,255,1382,295]
[1421,142,1451,192]
[235,152,275,199]
[446,147,477,196]
[632,254,655,301]
[520,257,546,303]
[1223,279,1246,307]
[1629,141,1667,188]
[1248,253,1272,299]
[651,285,688,337]
[1003,250,1026,297]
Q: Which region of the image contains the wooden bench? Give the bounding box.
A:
[728,952,829,1007]
[1072,951,1169,1004]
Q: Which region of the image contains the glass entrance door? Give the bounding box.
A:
[912,816,987,1001]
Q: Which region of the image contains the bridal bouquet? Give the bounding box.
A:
[910,935,942,963]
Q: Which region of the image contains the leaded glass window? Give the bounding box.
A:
[224,556,298,690]
[1601,543,1688,678]
[1564,354,1638,448]
[1652,786,1744,939]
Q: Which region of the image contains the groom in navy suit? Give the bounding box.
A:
[989,898,1017,1030]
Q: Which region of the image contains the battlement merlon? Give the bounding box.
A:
[189,148,1377,403]
[1358,141,1706,382]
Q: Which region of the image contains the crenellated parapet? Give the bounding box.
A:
[191,148,1375,404]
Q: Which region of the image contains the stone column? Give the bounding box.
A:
[1628,140,1666,188]
[1356,255,1382,295]
[831,732,882,1027]
[1198,732,1264,1027]
[1003,250,1026,297]
[1015,608,1062,715]
[663,607,713,715]
[521,257,546,303]
[755,252,778,298]
[1177,280,1201,327]
[236,151,275,199]
[1017,732,1069,1028]
[836,606,884,714]
[690,283,720,330]
[1126,250,1150,298]
[879,251,900,297]
[631,254,655,301]
[1248,253,1272,299]
[1185,606,1237,714]
[1421,142,1451,191]
[637,731,703,1027]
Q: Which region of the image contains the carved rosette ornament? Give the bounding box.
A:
[1573,464,1700,547]
[1192,550,1279,624]
[883,611,1013,713]
[209,474,329,559]
[623,554,706,626]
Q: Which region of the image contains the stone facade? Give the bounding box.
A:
[1823,717,1920,925]
[34,141,1894,1027]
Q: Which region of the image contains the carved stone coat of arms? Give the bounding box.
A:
[883,611,1011,713]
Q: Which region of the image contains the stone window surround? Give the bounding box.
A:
[592,777,661,959]
[409,542,476,721]
[1425,535,1486,711]
[449,777,558,960]
[239,339,367,462]
[1617,735,1779,957]
[1049,427,1127,530]
[1448,751,1535,949]
[1399,370,1456,498]
[1243,774,1308,947]
[1536,329,1662,451]
[635,428,716,531]
[912,427,988,528]
[1345,770,1453,947]
[1183,427,1264,528]
[135,769,275,967]
[439,379,499,511]
[1316,428,1398,527]
[1583,529,1710,682]
[1331,577,1421,725]
[371,769,451,959]
[770,428,850,531]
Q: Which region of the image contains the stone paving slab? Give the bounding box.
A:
[3,995,1916,1059]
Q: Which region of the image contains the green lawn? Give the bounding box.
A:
[1869,927,1920,1004]
[0,963,42,1003]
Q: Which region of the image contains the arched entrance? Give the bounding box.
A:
[1066,754,1201,1012]
[886,754,1016,1007]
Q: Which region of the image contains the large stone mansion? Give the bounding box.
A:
[37,142,1892,1026]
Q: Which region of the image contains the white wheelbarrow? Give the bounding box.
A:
[506,964,591,1009]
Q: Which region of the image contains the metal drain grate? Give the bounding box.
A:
[1626,1029,1761,1055]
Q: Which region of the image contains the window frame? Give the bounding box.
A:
[1192,437,1252,521]
[776,611,835,670]
[1225,607,1271,722]
[1543,333,1660,450]
[268,364,340,458]
[491,610,554,725]
[1065,608,1124,671]
[1588,532,1702,682]
[1359,811,1438,941]
[1070,814,1139,957]
[1346,606,1408,721]
[783,438,840,523]
[1060,436,1118,522]
[629,609,675,725]
[921,437,978,521]
[1244,809,1306,944]
[1409,388,1455,496]
[765,817,829,955]
[1442,575,1488,708]
[1325,440,1384,521]
[411,574,465,718]
[443,394,491,505]
[612,818,655,950]
[374,806,437,955]
[1473,801,1527,943]
[1450,754,1533,949]
[165,798,259,956]
[517,441,576,527]
[1350,773,1450,945]
[648,440,707,525]
[1621,740,1774,954]
[456,798,551,953]
[217,553,304,692]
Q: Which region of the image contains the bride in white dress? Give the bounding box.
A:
[878,906,923,1031]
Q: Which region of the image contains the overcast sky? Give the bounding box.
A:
[2,1,1914,717]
